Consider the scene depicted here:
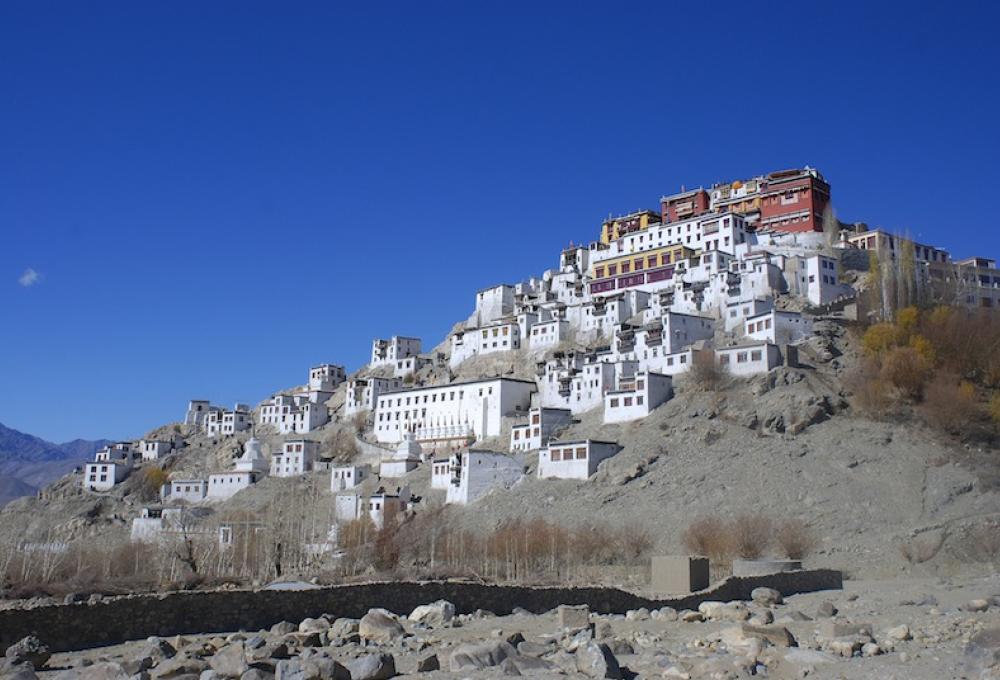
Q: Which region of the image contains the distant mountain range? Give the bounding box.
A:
[0,422,111,506]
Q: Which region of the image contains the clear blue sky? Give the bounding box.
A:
[2,2,998,442]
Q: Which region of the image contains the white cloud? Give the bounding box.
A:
[17,268,40,287]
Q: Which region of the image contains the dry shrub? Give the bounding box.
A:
[921,374,979,432]
[687,351,726,391]
[880,346,930,400]
[140,467,169,502]
[681,515,732,563]
[730,514,772,560]
[898,533,944,564]
[862,322,899,356]
[352,411,369,435]
[844,358,892,418]
[775,519,817,559]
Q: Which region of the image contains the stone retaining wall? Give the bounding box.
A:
[0,569,841,654]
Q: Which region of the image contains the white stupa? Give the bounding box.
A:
[380,432,422,478]
[235,436,268,475]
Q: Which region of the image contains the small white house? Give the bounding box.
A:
[509,407,573,452]
[331,464,371,492]
[744,310,813,345]
[393,355,431,378]
[603,371,673,424]
[206,471,258,500]
[335,493,361,523]
[430,457,451,490]
[445,450,523,505]
[363,492,405,529]
[83,461,130,491]
[140,439,176,462]
[166,479,208,503]
[270,440,317,477]
[715,342,782,376]
[537,439,622,480]
[528,319,569,351]
[449,321,521,368]
[724,298,775,332]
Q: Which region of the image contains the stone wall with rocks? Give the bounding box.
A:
[0,569,841,653]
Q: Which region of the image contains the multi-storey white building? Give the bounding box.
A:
[510,407,573,452]
[270,440,317,477]
[184,400,219,428]
[258,394,329,434]
[449,321,521,368]
[444,450,523,505]
[537,439,621,480]
[371,336,422,367]
[83,461,130,491]
[165,479,208,503]
[724,298,775,332]
[309,364,346,392]
[345,376,404,417]
[603,371,673,423]
[205,405,252,436]
[374,377,535,448]
[527,319,570,352]
[473,285,515,326]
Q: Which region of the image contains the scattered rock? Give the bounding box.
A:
[274,657,349,680]
[965,627,1000,675]
[409,600,455,627]
[750,587,783,606]
[415,654,439,672]
[270,622,297,636]
[5,636,51,669]
[449,641,516,671]
[741,623,796,647]
[518,640,556,657]
[886,624,912,641]
[574,640,622,679]
[862,642,882,657]
[815,601,838,618]
[297,618,330,635]
[624,607,649,621]
[53,661,129,679]
[680,610,704,623]
[963,599,990,613]
[359,609,405,644]
[344,653,396,680]
[557,604,590,630]
[210,641,249,677]
[151,656,210,678]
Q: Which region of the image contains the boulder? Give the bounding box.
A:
[815,601,838,618]
[506,654,558,675]
[4,636,51,669]
[741,623,796,648]
[557,604,590,630]
[652,606,678,622]
[358,609,405,643]
[963,599,991,613]
[574,641,622,679]
[750,587,783,606]
[3,667,39,680]
[624,607,650,621]
[270,622,297,636]
[698,601,749,622]
[885,624,911,641]
[344,653,396,680]
[449,641,516,671]
[297,618,330,635]
[328,618,359,639]
[209,642,249,678]
[274,657,349,680]
[517,640,556,657]
[53,662,129,679]
[415,654,439,672]
[408,599,455,627]
[151,656,210,678]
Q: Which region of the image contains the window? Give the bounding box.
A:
[751,350,762,361]
[551,450,561,462]
[576,448,586,460]
[609,398,619,407]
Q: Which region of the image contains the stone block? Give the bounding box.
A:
[650,556,709,594]
[557,604,590,630]
[731,559,802,577]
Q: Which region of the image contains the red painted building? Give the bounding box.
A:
[757,168,830,233]
[660,188,710,223]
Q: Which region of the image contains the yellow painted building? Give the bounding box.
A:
[599,210,660,245]
[591,244,695,280]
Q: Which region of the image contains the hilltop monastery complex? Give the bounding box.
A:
[69,167,1000,545]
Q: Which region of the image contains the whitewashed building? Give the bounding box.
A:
[184,400,219,428]
[309,364,346,392]
[362,491,406,529]
[206,471,258,501]
[374,377,535,448]
[270,440,317,477]
[744,310,813,345]
[166,479,208,503]
[449,321,521,368]
[604,371,673,423]
[345,376,404,417]
[330,464,371,492]
[83,461,130,491]
[140,439,176,462]
[205,405,252,436]
[724,298,775,332]
[430,457,451,490]
[510,407,573,452]
[537,439,621,480]
[528,319,569,351]
[393,355,431,378]
[335,493,361,523]
[234,436,269,474]
[716,342,782,376]
[371,336,422,367]
[474,284,515,326]
[790,254,847,306]
[258,394,329,434]
[445,450,523,505]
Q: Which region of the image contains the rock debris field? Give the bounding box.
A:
[3,575,1000,679]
